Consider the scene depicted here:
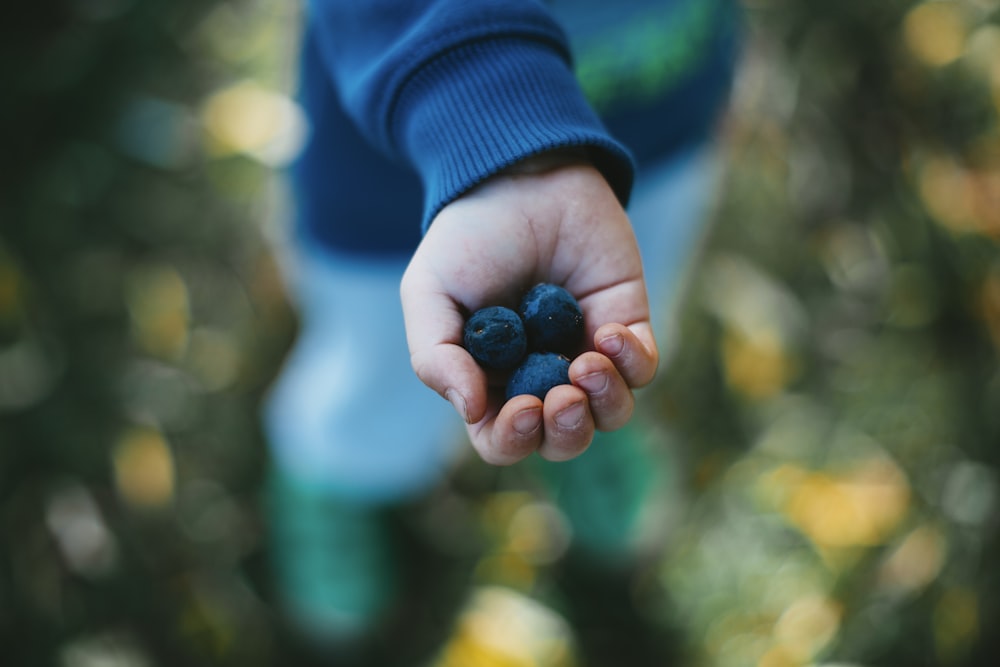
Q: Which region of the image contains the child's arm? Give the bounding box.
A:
[310,1,653,464]
[401,155,658,465]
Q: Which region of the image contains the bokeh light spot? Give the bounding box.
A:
[878,524,947,594]
[112,427,176,509]
[201,81,307,166]
[773,594,842,663]
[433,586,577,667]
[125,263,190,360]
[903,2,968,68]
[778,458,910,548]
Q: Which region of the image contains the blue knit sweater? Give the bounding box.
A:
[300,0,738,243]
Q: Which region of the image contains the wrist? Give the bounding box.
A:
[499,147,593,176]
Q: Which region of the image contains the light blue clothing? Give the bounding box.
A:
[263,143,721,502]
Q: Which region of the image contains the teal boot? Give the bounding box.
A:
[532,422,676,565]
[266,470,397,649]
[532,422,682,667]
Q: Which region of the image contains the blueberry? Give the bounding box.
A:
[519,283,584,355]
[463,305,528,370]
[505,351,571,401]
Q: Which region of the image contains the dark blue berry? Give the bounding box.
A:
[463,306,528,370]
[505,352,571,401]
[519,283,585,355]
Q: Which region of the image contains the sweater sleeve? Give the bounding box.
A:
[306,0,636,231]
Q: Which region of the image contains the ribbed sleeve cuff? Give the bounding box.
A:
[393,37,636,231]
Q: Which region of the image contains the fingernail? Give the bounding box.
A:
[555,401,585,429]
[446,389,468,423]
[599,332,625,357]
[576,371,608,395]
[513,407,541,436]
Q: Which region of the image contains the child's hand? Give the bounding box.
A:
[400,157,659,465]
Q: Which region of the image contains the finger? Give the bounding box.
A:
[537,383,594,462]
[411,342,490,423]
[570,351,634,432]
[594,321,659,389]
[575,277,649,348]
[468,394,544,466]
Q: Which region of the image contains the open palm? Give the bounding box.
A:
[401,160,659,465]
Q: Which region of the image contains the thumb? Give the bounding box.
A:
[400,270,488,425]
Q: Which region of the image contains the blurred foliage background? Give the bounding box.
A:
[1,1,300,664]
[1,1,999,666]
